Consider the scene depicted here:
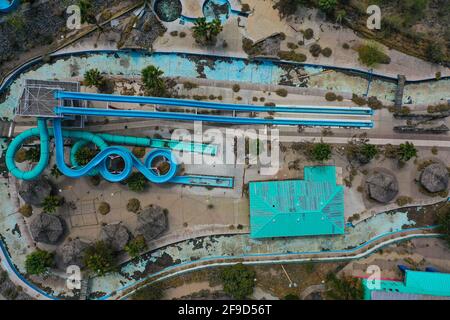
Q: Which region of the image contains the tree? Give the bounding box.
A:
[83,241,116,276]
[126,198,141,213]
[126,172,148,192]
[311,142,332,162]
[325,273,364,300]
[124,235,147,258]
[84,68,104,88]
[75,146,98,166]
[192,18,223,45]
[25,250,54,276]
[318,0,338,13]
[141,65,166,97]
[220,263,256,299]
[41,195,63,214]
[398,141,417,161]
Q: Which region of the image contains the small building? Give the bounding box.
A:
[249,166,344,239]
[363,269,450,300]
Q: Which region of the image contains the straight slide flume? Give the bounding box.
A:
[55,91,374,116]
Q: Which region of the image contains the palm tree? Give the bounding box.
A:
[141,65,166,97]
[42,195,63,214]
[192,18,223,45]
[84,68,104,88]
[398,141,417,161]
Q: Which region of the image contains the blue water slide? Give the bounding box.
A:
[55,91,374,116]
[55,106,374,128]
[0,0,19,13]
[5,119,233,187]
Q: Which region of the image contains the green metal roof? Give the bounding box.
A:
[249,166,344,239]
[363,270,450,300]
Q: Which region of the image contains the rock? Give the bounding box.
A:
[99,223,130,252]
[366,171,399,203]
[29,213,64,244]
[136,205,168,242]
[420,163,449,193]
[57,238,90,269]
[18,177,52,206]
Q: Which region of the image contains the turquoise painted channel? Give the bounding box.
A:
[5,119,233,187]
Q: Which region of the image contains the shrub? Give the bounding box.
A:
[426,42,445,64]
[220,263,256,299]
[318,0,338,13]
[321,47,332,57]
[325,92,337,101]
[431,146,438,155]
[98,202,111,215]
[127,172,148,192]
[132,147,146,158]
[19,204,33,217]
[342,43,350,50]
[357,42,391,67]
[396,196,413,206]
[25,250,54,276]
[309,43,322,57]
[352,94,367,106]
[15,148,27,163]
[303,28,314,40]
[125,235,147,258]
[325,273,364,300]
[127,198,141,213]
[232,84,241,92]
[183,81,198,90]
[278,50,307,62]
[287,42,299,50]
[275,88,288,97]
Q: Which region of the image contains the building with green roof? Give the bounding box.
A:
[249,166,344,239]
[363,270,450,300]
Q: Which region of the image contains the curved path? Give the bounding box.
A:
[100,227,440,300]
